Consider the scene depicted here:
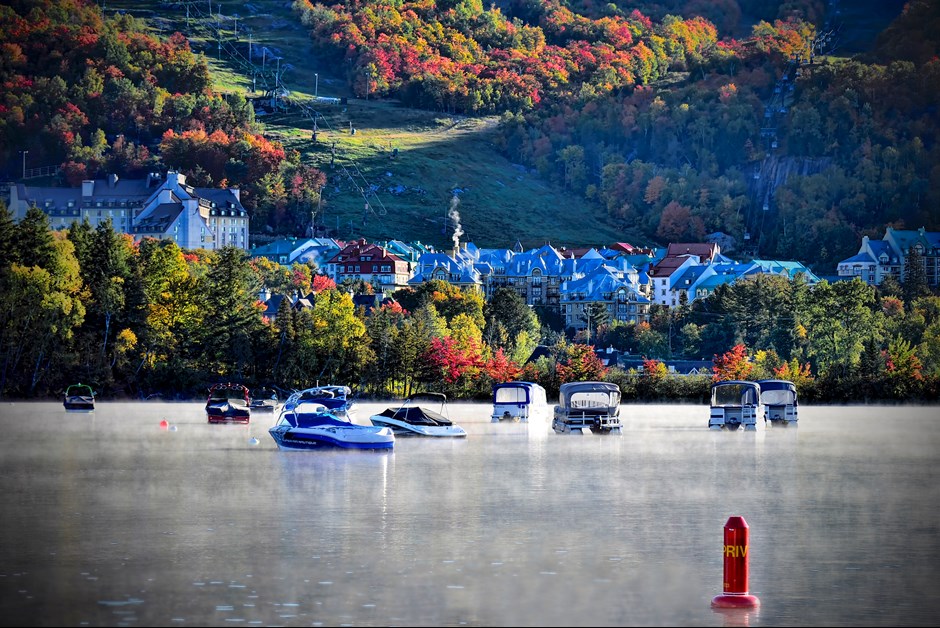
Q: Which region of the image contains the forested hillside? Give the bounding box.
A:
[2,0,937,267]
[294,0,938,270]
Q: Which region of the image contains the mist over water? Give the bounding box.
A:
[0,401,938,626]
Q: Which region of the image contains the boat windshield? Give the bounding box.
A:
[761,389,796,405]
[494,386,530,404]
[712,384,758,406]
[210,387,246,401]
[66,385,94,396]
[568,391,619,410]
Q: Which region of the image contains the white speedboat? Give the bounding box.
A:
[268,393,394,451]
[369,393,467,437]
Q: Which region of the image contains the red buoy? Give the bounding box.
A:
[159,418,169,429]
[711,515,760,609]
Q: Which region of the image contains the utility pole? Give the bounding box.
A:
[248,33,252,63]
[20,150,27,179]
[315,73,319,99]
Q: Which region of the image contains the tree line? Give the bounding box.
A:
[1,201,937,403]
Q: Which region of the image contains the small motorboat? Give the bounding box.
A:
[369,392,467,437]
[63,383,96,411]
[268,393,394,451]
[292,385,356,419]
[756,379,798,427]
[206,383,251,424]
[552,381,622,434]
[709,380,760,431]
[249,387,279,412]
[491,381,549,423]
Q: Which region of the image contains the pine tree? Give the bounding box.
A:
[903,248,930,308]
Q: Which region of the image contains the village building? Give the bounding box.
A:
[9,171,249,250]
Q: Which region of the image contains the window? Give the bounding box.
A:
[381,265,391,272]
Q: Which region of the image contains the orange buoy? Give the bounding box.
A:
[711,516,760,609]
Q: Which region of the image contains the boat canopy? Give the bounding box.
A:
[711,380,760,406]
[65,383,95,397]
[209,383,249,401]
[377,405,453,426]
[492,381,542,404]
[557,381,620,411]
[756,379,797,405]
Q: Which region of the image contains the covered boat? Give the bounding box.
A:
[709,380,760,431]
[293,385,355,419]
[491,381,549,423]
[206,383,251,424]
[249,387,279,412]
[63,383,95,411]
[552,381,622,434]
[369,393,467,437]
[269,393,394,451]
[756,379,798,427]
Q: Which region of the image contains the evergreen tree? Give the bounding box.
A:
[903,248,931,308]
[0,200,16,272]
[16,206,56,269]
[484,287,540,354]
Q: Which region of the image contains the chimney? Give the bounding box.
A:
[81,180,94,197]
[107,173,119,189]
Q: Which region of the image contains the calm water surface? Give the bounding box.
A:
[0,401,938,627]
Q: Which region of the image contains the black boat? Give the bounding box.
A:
[63,383,96,411]
[249,387,280,412]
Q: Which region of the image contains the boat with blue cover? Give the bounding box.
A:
[206,383,251,424]
[268,390,394,451]
[491,381,549,423]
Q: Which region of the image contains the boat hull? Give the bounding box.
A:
[64,400,95,412]
[207,401,250,424]
[249,401,278,413]
[369,416,467,438]
[268,424,394,450]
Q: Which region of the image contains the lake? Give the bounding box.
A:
[0,400,938,627]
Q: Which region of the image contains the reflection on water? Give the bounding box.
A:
[0,401,938,626]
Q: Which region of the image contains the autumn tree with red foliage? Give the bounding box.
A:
[712,344,753,381]
[425,335,484,385]
[556,344,607,383]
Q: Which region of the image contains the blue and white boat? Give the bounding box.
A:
[293,385,356,419]
[268,392,394,451]
[491,381,549,423]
